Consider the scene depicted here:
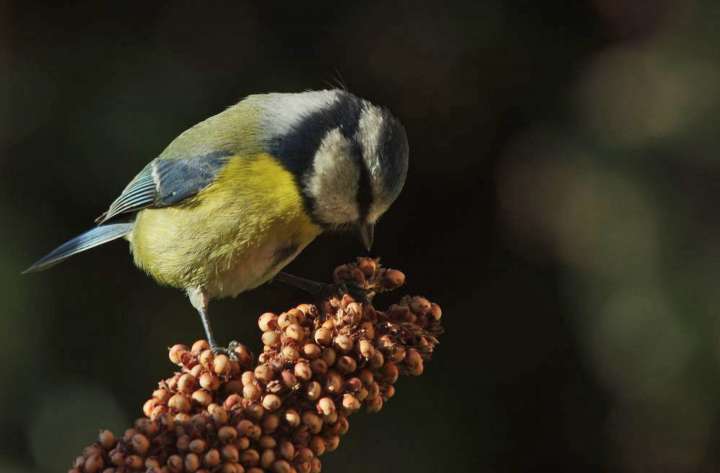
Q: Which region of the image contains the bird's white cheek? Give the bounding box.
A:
[305,128,360,224]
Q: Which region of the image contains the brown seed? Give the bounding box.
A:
[284,409,301,427]
[321,319,335,330]
[169,344,189,364]
[98,429,116,449]
[199,372,220,391]
[405,348,423,368]
[281,369,298,388]
[316,397,336,416]
[296,447,314,463]
[125,455,143,470]
[189,364,203,378]
[153,388,171,403]
[314,327,332,346]
[184,453,201,472]
[430,303,442,320]
[358,369,374,385]
[243,383,261,401]
[262,394,282,411]
[321,347,336,366]
[277,312,297,329]
[311,458,322,473]
[360,321,375,340]
[262,330,281,347]
[240,449,260,467]
[221,444,240,463]
[166,455,183,473]
[244,404,265,424]
[325,434,340,452]
[259,435,276,449]
[333,334,353,352]
[408,360,424,376]
[409,296,432,316]
[302,411,323,434]
[210,404,229,424]
[146,457,161,469]
[336,355,357,374]
[367,395,383,413]
[366,381,380,400]
[233,343,253,366]
[262,413,279,433]
[110,450,125,466]
[247,468,264,473]
[273,460,292,473]
[258,312,278,331]
[281,345,299,362]
[390,346,406,363]
[241,371,256,386]
[358,339,374,359]
[385,384,396,398]
[260,449,275,469]
[357,387,369,401]
[143,398,159,417]
[236,436,250,450]
[223,394,243,410]
[369,350,384,369]
[294,361,312,381]
[192,389,213,406]
[345,377,362,392]
[325,370,343,394]
[310,358,328,376]
[189,438,208,454]
[204,449,221,468]
[218,425,238,443]
[214,354,231,376]
[297,462,312,473]
[305,381,322,401]
[278,441,295,461]
[84,454,104,473]
[177,373,197,393]
[168,394,191,413]
[381,269,405,288]
[382,362,400,383]
[220,462,240,473]
[177,434,191,452]
[302,343,321,359]
[309,436,326,456]
[254,364,274,383]
[285,323,305,342]
[342,394,361,411]
[131,433,150,455]
[192,340,210,354]
[199,349,214,369]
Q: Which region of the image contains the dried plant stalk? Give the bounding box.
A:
[69,258,443,473]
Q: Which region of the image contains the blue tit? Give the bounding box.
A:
[25,89,409,353]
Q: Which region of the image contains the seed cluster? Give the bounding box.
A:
[68,258,442,473]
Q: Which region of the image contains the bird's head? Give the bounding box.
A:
[262,90,408,251]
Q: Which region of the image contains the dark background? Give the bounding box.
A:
[3,1,720,472]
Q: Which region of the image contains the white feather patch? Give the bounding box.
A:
[356,105,389,222]
[304,127,360,225]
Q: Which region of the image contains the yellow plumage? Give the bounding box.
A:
[129,153,321,298]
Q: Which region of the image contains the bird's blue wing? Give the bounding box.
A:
[96,151,231,223]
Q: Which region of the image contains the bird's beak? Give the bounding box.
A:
[358,223,375,252]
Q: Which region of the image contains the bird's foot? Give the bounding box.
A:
[328,281,371,304]
[210,341,239,361]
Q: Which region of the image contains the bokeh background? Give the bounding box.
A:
[2,0,720,471]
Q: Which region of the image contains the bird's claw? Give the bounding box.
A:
[331,281,371,304]
[211,342,239,361]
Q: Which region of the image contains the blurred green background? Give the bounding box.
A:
[2,0,720,471]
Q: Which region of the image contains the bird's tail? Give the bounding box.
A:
[23,223,134,273]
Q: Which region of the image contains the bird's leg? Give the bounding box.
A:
[187,287,237,359]
[275,272,370,304]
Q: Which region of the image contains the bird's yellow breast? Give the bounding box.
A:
[129,153,322,298]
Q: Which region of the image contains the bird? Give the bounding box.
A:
[24,89,409,354]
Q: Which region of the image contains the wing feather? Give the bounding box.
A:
[96,151,231,224]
